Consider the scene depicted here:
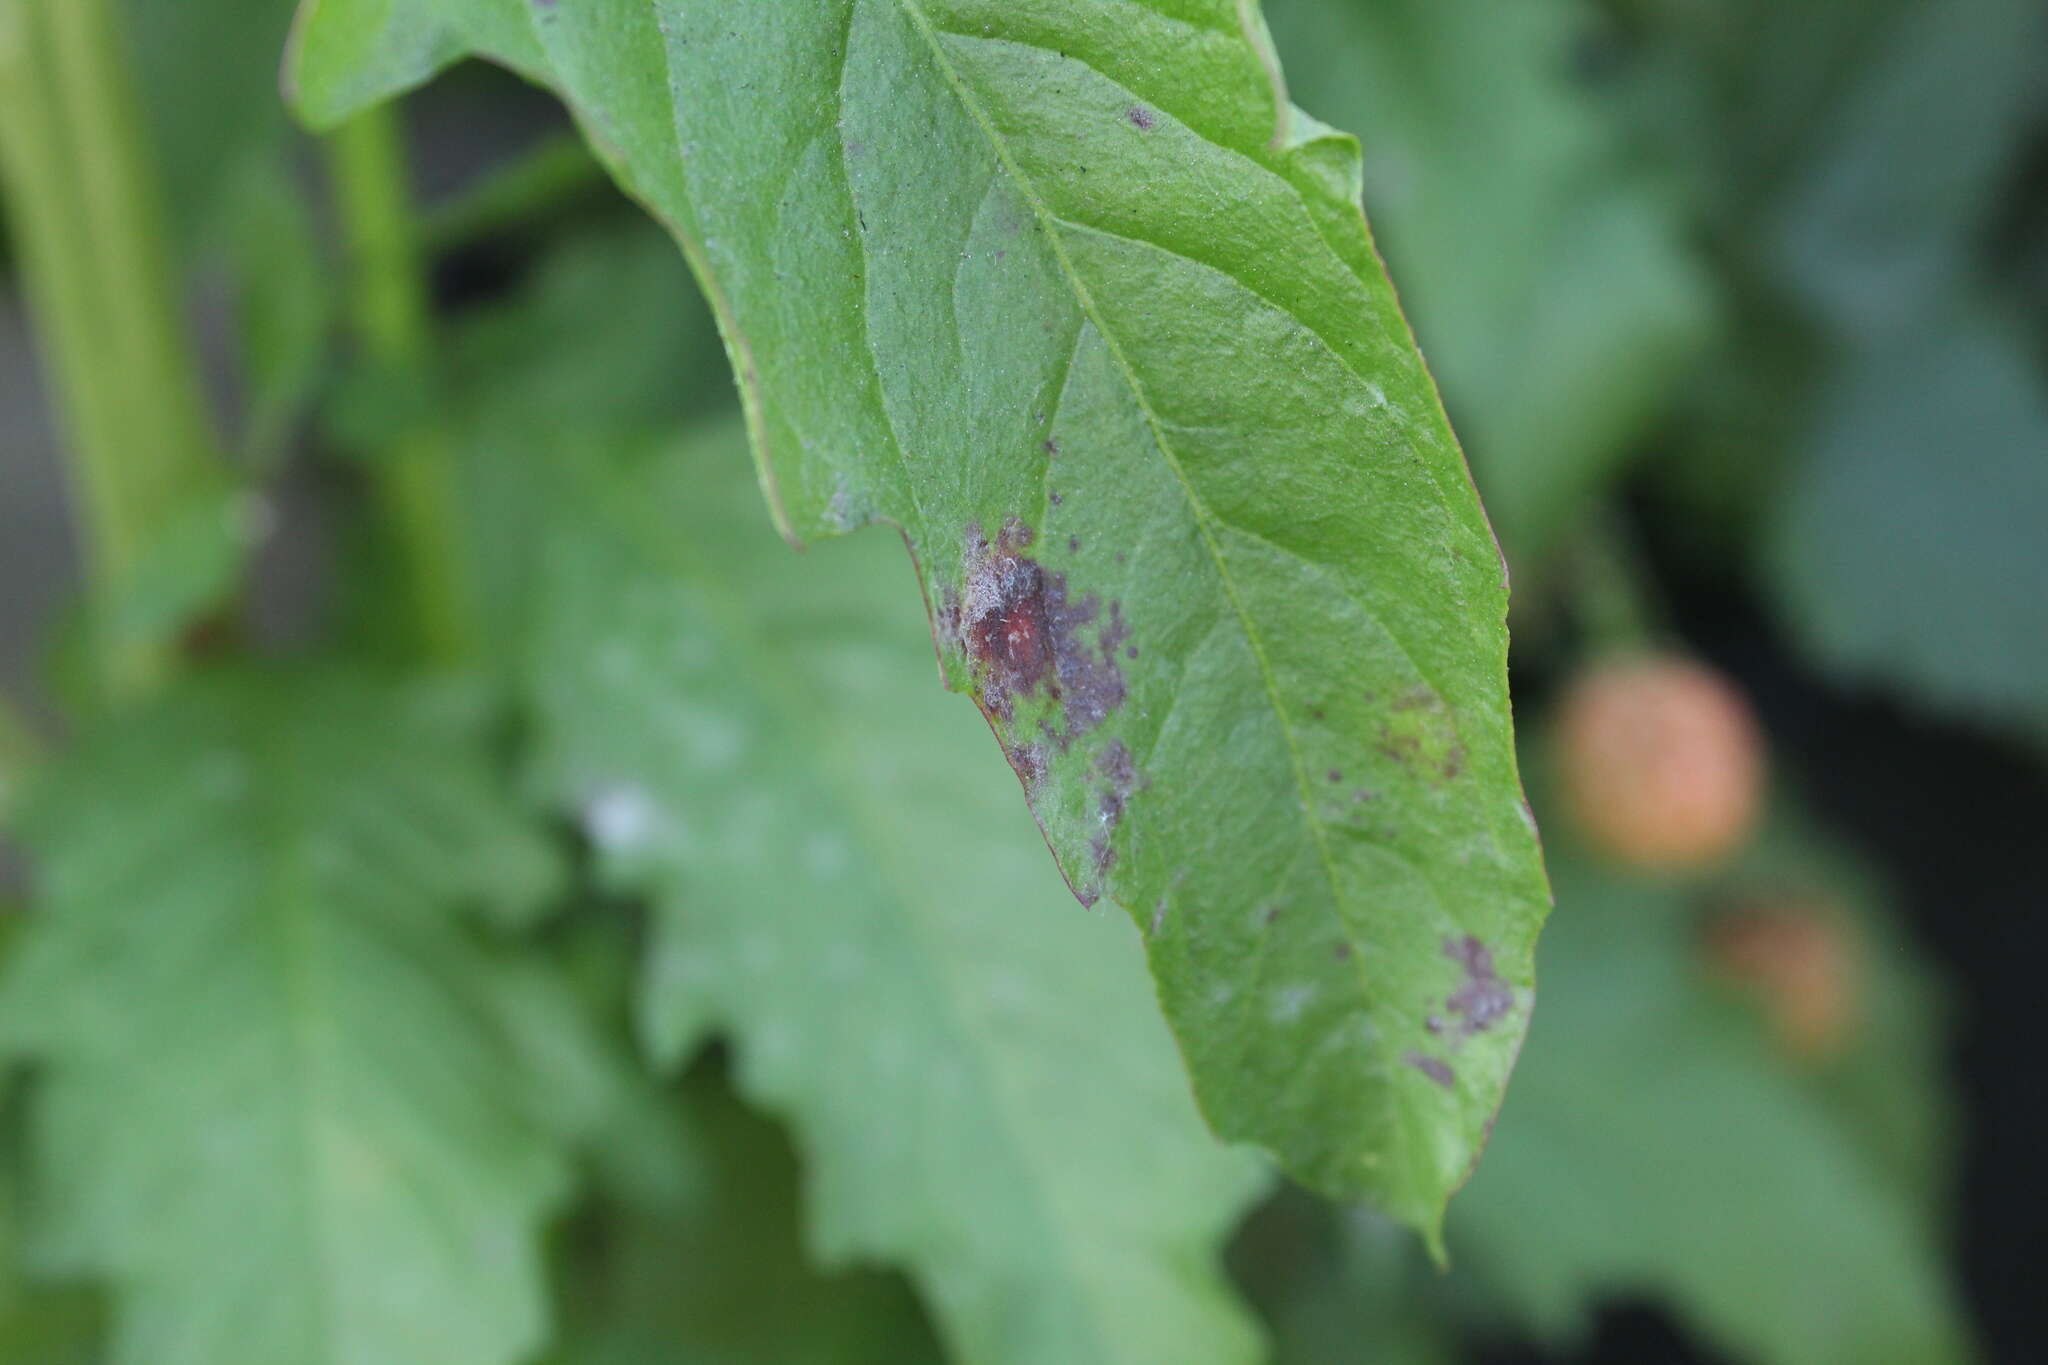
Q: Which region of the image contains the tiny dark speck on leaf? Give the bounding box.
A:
[1128,106,1157,130]
[1262,904,1281,925]
[1048,490,1064,506]
[1406,1052,1455,1088]
[1125,645,1138,660]
[1327,769,1343,783]
[1043,438,1061,457]
[1332,942,1353,961]
[1068,535,1081,553]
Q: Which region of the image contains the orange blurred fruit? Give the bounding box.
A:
[1555,654,1765,870]
[1705,903,1860,1062]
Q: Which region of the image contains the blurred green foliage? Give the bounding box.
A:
[3,0,2040,1362]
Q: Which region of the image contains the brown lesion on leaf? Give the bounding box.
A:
[1374,684,1468,784]
[942,518,1140,887]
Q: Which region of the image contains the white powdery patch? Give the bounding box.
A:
[580,782,660,854]
[1270,983,1318,1024]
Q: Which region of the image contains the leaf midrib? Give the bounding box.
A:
[885,0,1368,1042]
[251,697,345,1365]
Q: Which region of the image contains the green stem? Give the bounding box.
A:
[329,106,476,668]
[421,132,609,255]
[0,0,219,699]
[1571,511,1665,657]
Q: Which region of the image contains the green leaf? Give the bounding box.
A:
[121,0,301,254]
[1,670,571,1365]
[546,1065,946,1365]
[0,923,107,1365]
[100,478,254,653]
[1263,0,1716,567]
[288,0,1552,1235]
[1762,0,2047,333]
[1766,302,2048,741]
[221,161,335,468]
[524,420,1268,1365]
[1450,824,1975,1365]
[439,216,723,665]
[1709,807,1960,1216]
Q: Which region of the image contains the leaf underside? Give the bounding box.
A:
[290,0,1552,1233]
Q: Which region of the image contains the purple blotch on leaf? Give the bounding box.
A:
[1405,1051,1455,1088]
[1443,935,1513,1036]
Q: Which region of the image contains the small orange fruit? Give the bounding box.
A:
[1705,903,1859,1062]
[1555,654,1764,870]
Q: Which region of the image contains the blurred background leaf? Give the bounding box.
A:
[1265,0,1716,573]
[0,671,569,1365]
[1450,805,1971,1365]
[543,1062,946,1365]
[517,416,1269,1365]
[1766,304,2048,742]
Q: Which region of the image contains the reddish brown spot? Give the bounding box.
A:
[1405,1051,1455,1088]
[1262,904,1281,925]
[948,518,1131,746]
